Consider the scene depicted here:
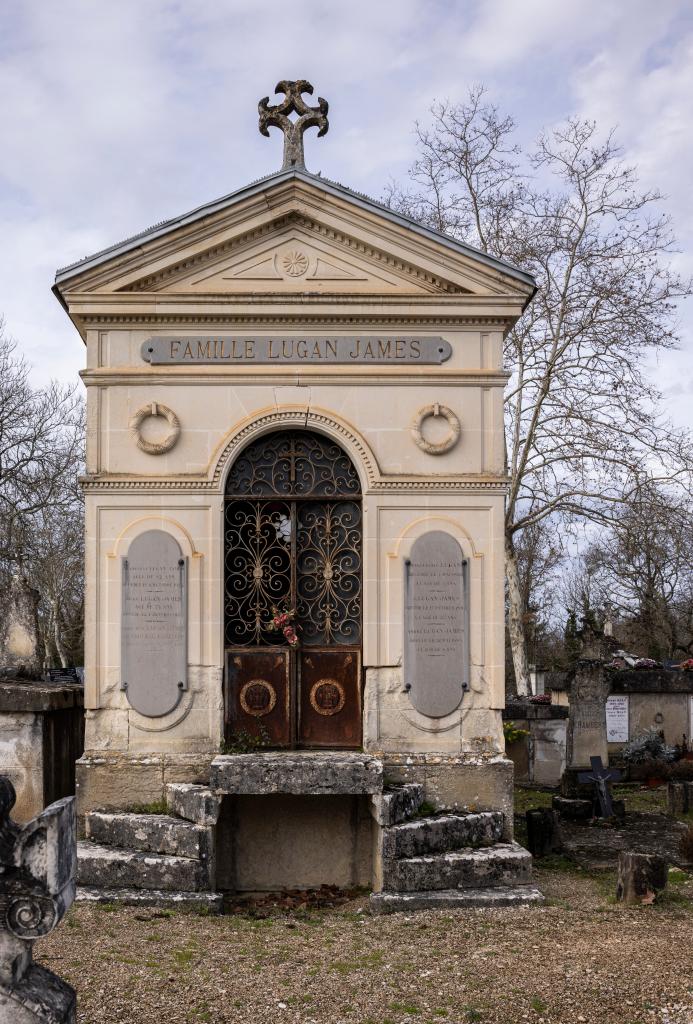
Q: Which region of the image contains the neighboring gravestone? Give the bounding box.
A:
[121,530,188,716]
[0,776,76,1022]
[566,624,609,769]
[0,575,41,679]
[404,531,469,718]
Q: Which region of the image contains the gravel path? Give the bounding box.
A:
[40,867,693,1024]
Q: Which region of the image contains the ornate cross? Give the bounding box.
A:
[258,79,329,170]
[578,755,623,817]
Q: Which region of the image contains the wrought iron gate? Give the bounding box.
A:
[224,431,362,748]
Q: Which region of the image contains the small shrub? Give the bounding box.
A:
[126,799,169,815]
[503,721,529,744]
[621,730,676,766]
[680,824,693,863]
[220,727,271,754]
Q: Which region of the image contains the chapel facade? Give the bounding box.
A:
[54,83,539,906]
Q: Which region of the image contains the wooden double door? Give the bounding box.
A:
[223,432,362,749]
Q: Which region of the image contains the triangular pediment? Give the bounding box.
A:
[54,172,536,307]
[118,215,469,296]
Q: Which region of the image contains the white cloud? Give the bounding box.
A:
[0,0,691,432]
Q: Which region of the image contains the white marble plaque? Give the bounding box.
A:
[606,694,629,743]
[121,530,187,717]
[404,532,469,718]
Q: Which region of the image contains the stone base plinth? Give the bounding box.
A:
[76,751,215,822]
[378,754,515,841]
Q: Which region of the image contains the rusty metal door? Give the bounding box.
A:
[223,432,362,748]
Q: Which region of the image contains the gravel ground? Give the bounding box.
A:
[39,867,693,1024]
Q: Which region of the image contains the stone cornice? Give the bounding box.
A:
[79,475,509,495]
[80,369,510,387]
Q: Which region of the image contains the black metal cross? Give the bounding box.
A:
[578,756,623,818]
[259,80,329,170]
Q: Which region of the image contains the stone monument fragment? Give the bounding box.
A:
[0,576,41,680]
[566,624,609,770]
[0,776,76,1022]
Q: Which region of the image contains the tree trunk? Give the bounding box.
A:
[616,851,668,904]
[52,599,69,668]
[505,534,532,697]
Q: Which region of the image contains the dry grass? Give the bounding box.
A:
[40,866,693,1024]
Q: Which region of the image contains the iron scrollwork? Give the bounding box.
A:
[296,502,361,645]
[225,432,362,650]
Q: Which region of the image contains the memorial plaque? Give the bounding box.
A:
[141,335,452,365]
[606,695,629,743]
[403,531,469,718]
[121,530,187,717]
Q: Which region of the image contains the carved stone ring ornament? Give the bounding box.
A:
[130,402,181,455]
[411,403,461,455]
[281,250,309,277]
[258,80,329,170]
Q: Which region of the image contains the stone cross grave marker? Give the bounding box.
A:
[258,79,329,170]
[578,755,623,818]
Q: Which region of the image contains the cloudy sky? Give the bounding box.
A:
[1,0,692,426]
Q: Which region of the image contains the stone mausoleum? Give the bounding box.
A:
[53,82,540,910]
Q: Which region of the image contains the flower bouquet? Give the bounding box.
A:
[268,605,300,647]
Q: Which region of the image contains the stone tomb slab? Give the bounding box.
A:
[210,752,383,795]
[404,531,469,718]
[121,530,187,718]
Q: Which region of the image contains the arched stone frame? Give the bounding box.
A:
[105,516,205,733]
[376,514,487,734]
[210,405,380,679]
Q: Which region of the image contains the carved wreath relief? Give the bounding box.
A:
[130,402,181,455]
[411,403,461,455]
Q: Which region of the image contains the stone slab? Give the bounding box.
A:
[0,963,76,1023]
[85,812,214,862]
[166,784,222,825]
[210,752,383,795]
[370,784,424,827]
[0,681,83,713]
[75,886,224,913]
[121,529,187,718]
[370,885,544,914]
[382,811,503,860]
[382,841,532,892]
[404,531,468,718]
[76,841,209,892]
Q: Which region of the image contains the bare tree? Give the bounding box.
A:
[576,484,693,661]
[386,88,692,694]
[0,323,85,666]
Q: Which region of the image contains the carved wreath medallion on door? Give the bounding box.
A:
[223,431,362,748]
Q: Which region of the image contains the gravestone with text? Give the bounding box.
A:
[606,694,629,743]
[566,627,610,770]
[121,530,188,717]
[404,531,469,718]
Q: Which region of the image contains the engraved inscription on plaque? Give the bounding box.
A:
[141,336,452,365]
[606,695,629,743]
[121,530,187,717]
[404,531,469,718]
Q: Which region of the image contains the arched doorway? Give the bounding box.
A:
[224,430,363,748]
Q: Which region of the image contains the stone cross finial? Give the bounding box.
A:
[258,80,329,170]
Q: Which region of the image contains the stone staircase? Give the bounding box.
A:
[370,784,543,914]
[76,784,223,911]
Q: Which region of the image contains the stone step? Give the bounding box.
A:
[166,783,222,826]
[77,841,210,892]
[370,884,544,914]
[371,784,425,827]
[76,886,224,913]
[85,812,214,863]
[382,842,532,893]
[382,811,503,859]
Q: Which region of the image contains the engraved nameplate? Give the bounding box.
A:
[404,531,469,718]
[141,336,452,365]
[121,530,187,717]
